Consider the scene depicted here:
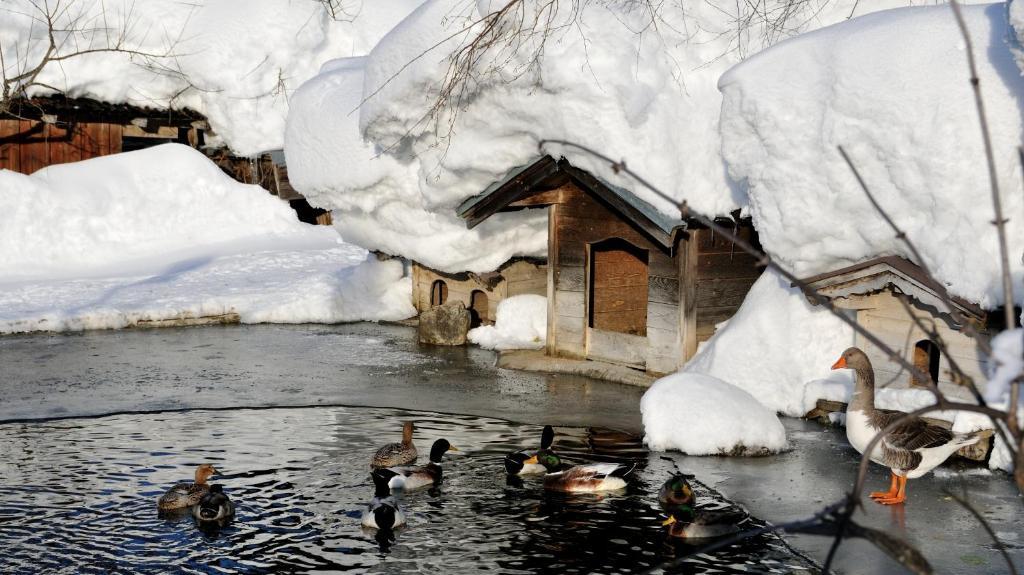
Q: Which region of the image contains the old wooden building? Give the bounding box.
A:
[458,155,763,375]
[411,258,546,327]
[802,256,990,391]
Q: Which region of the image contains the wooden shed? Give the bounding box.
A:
[411,258,547,327]
[802,256,990,390]
[457,155,764,375]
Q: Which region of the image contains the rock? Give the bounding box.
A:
[418,301,470,346]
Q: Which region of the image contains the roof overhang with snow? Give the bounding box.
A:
[800,256,985,321]
[457,156,685,250]
[2,96,204,127]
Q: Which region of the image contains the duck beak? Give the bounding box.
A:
[661,516,677,526]
[831,356,847,370]
[448,446,459,452]
[524,455,539,465]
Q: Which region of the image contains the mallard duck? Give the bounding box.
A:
[543,462,635,493]
[157,464,217,510]
[504,425,562,475]
[832,347,982,505]
[371,421,417,469]
[361,468,406,530]
[192,484,235,525]
[658,473,746,539]
[388,438,458,490]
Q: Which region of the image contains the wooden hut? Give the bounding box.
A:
[802,256,990,390]
[457,155,763,375]
[411,258,546,327]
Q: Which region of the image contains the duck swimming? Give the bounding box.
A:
[658,473,746,539]
[388,438,458,490]
[504,425,562,475]
[372,421,417,469]
[361,468,406,530]
[832,347,982,505]
[157,464,217,511]
[543,462,635,493]
[192,484,235,525]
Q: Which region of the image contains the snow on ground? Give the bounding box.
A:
[0,144,414,333]
[718,3,1024,309]
[467,294,546,351]
[641,372,788,456]
[683,270,854,417]
[287,0,922,273]
[0,0,426,155]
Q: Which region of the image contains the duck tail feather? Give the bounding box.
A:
[611,462,638,478]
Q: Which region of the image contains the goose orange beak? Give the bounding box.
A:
[831,356,847,370]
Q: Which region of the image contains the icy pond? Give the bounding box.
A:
[0,406,814,573]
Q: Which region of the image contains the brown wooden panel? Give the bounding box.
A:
[0,119,19,172]
[557,264,585,292]
[110,122,123,154]
[648,275,679,305]
[587,328,647,369]
[589,239,648,336]
[697,252,764,280]
[557,215,652,248]
[695,278,757,309]
[696,225,758,254]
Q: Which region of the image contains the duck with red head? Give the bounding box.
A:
[832,347,982,505]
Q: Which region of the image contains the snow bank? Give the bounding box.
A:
[641,373,788,455]
[0,144,414,332]
[0,0,426,155]
[683,270,854,416]
[984,328,1024,405]
[287,0,918,273]
[719,3,1024,308]
[467,295,546,350]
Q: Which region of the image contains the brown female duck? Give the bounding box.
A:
[157,464,218,510]
[371,421,417,469]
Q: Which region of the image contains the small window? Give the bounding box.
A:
[911,340,940,387]
[470,290,489,327]
[430,280,448,307]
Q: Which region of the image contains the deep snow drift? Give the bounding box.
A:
[0,145,413,333]
[641,372,788,455]
[467,294,546,350]
[0,0,426,155]
[718,3,1024,308]
[286,0,921,273]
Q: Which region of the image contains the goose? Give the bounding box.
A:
[192,484,235,525]
[388,438,458,490]
[543,462,635,493]
[157,464,217,510]
[361,468,406,530]
[371,421,417,469]
[832,347,981,505]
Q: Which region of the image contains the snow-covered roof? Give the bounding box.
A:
[456,156,685,249]
[801,256,985,320]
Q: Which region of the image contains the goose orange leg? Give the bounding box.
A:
[870,472,899,501]
[874,475,907,505]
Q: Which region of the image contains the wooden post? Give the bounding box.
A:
[546,204,558,356]
[678,231,699,362]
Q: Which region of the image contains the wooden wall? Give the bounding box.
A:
[411,260,546,324]
[0,119,121,173]
[692,225,763,344]
[844,291,987,391]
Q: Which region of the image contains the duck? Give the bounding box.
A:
[832,347,982,505]
[504,425,562,475]
[387,438,458,490]
[543,462,635,493]
[157,464,218,510]
[658,473,746,539]
[361,468,407,530]
[192,484,235,525]
[371,421,417,469]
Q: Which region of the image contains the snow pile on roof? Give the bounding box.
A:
[0,144,414,332]
[284,56,547,272]
[718,3,1024,308]
[984,328,1024,405]
[467,294,546,350]
[683,270,854,417]
[0,0,426,155]
[286,0,916,273]
[641,372,788,456]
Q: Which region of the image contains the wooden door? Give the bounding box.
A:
[586,238,649,368]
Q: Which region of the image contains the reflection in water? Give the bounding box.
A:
[0,406,817,574]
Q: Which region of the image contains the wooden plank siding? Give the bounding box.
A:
[692,227,763,344]
[0,118,122,173]
[411,260,546,325]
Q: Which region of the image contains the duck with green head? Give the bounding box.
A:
[192,484,235,526]
[658,473,747,539]
[387,438,458,490]
[362,468,406,530]
[504,425,563,475]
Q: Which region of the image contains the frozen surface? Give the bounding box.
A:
[0,145,413,333]
[0,0,426,155]
[718,3,1024,308]
[641,372,788,455]
[467,294,546,350]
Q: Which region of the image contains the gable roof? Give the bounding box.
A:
[456,155,685,249]
[800,256,985,320]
